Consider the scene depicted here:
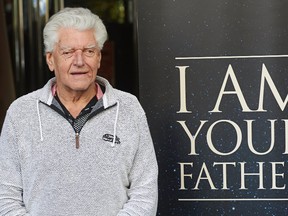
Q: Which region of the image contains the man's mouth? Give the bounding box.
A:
[71,71,88,75]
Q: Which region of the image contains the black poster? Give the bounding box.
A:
[136,0,288,215]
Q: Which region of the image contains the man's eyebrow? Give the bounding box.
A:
[85,44,98,49]
[58,45,73,50]
[58,44,98,50]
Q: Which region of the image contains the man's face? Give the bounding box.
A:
[46,28,101,94]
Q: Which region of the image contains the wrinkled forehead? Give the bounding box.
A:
[56,28,97,48]
[57,43,98,51]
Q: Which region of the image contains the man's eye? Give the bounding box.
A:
[84,49,96,56]
[62,50,74,57]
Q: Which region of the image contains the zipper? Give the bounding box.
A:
[75,132,80,149]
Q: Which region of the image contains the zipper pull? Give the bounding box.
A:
[75,133,80,149]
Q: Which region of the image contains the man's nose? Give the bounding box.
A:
[73,50,85,66]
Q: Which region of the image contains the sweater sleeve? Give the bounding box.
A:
[117,112,158,216]
[0,112,30,215]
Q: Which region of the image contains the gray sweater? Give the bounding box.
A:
[0,76,158,216]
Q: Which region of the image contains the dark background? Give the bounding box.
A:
[136,0,288,215]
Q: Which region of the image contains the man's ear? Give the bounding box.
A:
[97,51,102,69]
[46,53,54,71]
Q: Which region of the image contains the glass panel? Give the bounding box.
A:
[87,0,126,24]
[4,0,64,97]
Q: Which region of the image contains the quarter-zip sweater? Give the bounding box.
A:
[0,76,158,216]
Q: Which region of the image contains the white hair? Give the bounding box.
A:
[43,7,108,52]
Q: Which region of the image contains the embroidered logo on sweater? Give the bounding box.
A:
[102,134,121,144]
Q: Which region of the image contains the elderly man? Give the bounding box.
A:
[0,7,158,216]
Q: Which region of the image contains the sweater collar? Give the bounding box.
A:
[50,81,104,100]
[38,76,116,108]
